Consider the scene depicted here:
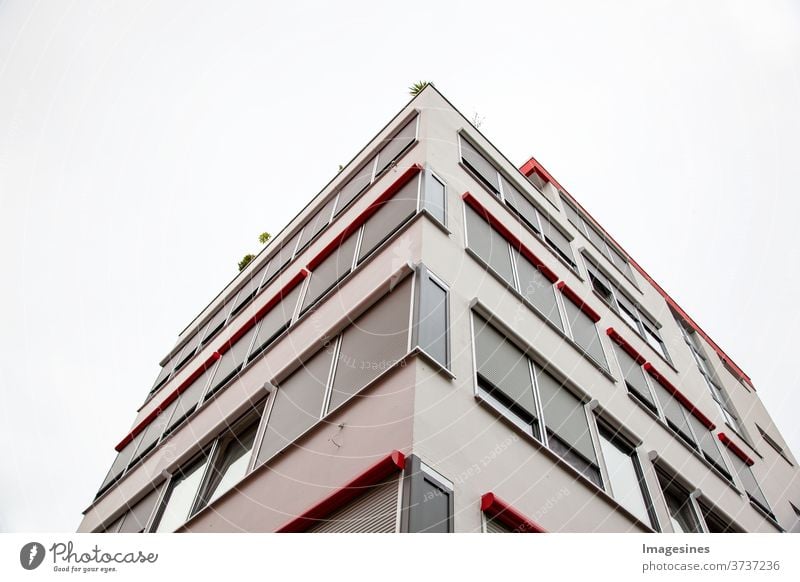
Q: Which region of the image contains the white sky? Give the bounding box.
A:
[1,0,798,532]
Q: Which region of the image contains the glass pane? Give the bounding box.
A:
[261,231,301,288]
[328,277,412,412]
[174,327,205,371]
[612,344,656,410]
[249,283,302,359]
[301,233,358,312]
[206,326,257,399]
[296,198,336,253]
[598,433,650,525]
[155,456,209,532]
[585,222,609,255]
[687,414,728,475]
[563,300,607,369]
[460,138,500,194]
[202,421,259,506]
[134,399,179,461]
[535,363,597,465]
[357,175,418,262]
[200,304,232,347]
[664,487,702,533]
[98,431,145,492]
[117,483,163,533]
[423,174,446,224]
[415,477,450,533]
[501,176,540,233]
[643,322,669,361]
[335,157,376,215]
[465,206,514,284]
[255,344,334,466]
[473,316,537,425]
[150,356,175,391]
[229,273,261,318]
[562,198,582,227]
[417,275,448,367]
[616,294,641,332]
[729,454,771,512]
[164,367,214,435]
[651,383,696,446]
[541,215,575,266]
[513,250,561,330]
[375,116,416,176]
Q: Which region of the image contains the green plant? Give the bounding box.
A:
[238,254,256,272]
[258,232,271,245]
[409,81,431,96]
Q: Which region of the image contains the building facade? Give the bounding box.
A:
[79,86,800,533]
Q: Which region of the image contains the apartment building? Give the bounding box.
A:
[78,85,800,533]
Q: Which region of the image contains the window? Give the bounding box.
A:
[473,314,601,486]
[464,204,563,331]
[727,452,773,517]
[307,478,402,533]
[656,473,703,533]
[255,277,413,467]
[413,269,450,369]
[564,195,635,283]
[301,232,359,312]
[296,198,336,254]
[357,174,419,263]
[172,326,206,374]
[114,484,164,533]
[423,171,446,224]
[700,503,741,533]
[611,343,657,412]
[229,267,263,318]
[561,296,607,370]
[151,409,263,532]
[757,425,793,465]
[335,156,376,215]
[597,427,655,528]
[248,283,302,361]
[97,431,145,494]
[676,317,744,436]
[164,367,214,436]
[205,326,258,400]
[199,302,233,349]
[401,456,453,533]
[375,116,417,177]
[459,135,575,268]
[584,254,670,363]
[261,230,301,289]
[465,205,514,284]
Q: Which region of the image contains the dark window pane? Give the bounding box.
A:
[663,485,702,533]
[585,222,609,254]
[375,116,416,176]
[535,363,597,466]
[473,316,537,425]
[501,176,540,233]
[415,476,451,533]
[261,231,301,289]
[460,138,500,193]
[562,198,582,227]
[423,173,446,224]
[98,431,145,492]
[206,326,257,399]
[133,399,179,462]
[150,356,176,392]
[687,414,728,475]
[328,277,412,412]
[541,215,574,266]
[173,327,206,372]
[229,273,262,318]
[296,198,336,253]
[612,344,656,410]
[255,344,334,466]
[357,175,418,263]
[301,233,358,312]
[117,483,164,533]
[513,250,561,330]
[335,156,376,216]
[729,454,771,513]
[200,304,232,347]
[164,367,214,436]
[563,300,607,369]
[249,283,302,360]
[616,294,642,333]
[465,206,514,284]
[651,383,695,446]
[416,274,449,368]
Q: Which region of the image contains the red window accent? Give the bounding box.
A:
[643,363,716,430]
[307,164,423,271]
[480,492,546,533]
[519,155,754,390]
[276,450,406,533]
[556,281,601,323]
[461,191,559,283]
[606,327,647,365]
[717,432,755,466]
[114,271,309,453]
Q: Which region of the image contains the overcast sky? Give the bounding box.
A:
[1,0,798,532]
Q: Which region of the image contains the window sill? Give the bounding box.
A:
[473,393,656,533]
[410,345,455,380]
[590,287,679,375]
[466,249,616,384]
[626,393,742,496]
[748,499,783,532]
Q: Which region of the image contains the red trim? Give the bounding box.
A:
[606,327,647,365]
[643,363,716,430]
[519,156,754,390]
[114,272,309,452]
[462,191,559,283]
[480,492,546,533]
[307,165,423,271]
[717,432,755,466]
[276,450,406,533]
[556,281,601,323]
